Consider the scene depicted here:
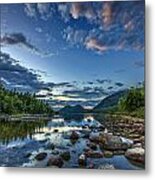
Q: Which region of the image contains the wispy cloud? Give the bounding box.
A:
[24,3,54,20]
[70,2,95,20]
[101,2,113,27]
[62,1,144,54]
[85,38,108,52]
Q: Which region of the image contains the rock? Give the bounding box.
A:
[98,125,105,131]
[104,150,113,158]
[113,150,125,155]
[100,134,133,151]
[132,143,142,148]
[47,157,64,168]
[85,150,103,158]
[88,143,97,151]
[89,132,100,143]
[70,131,79,140]
[125,147,145,164]
[60,151,71,161]
[52,150,59,155]
[78,154,87,167]
[53,129,59,133]
[46,143,55,150]
[35,152,47,161]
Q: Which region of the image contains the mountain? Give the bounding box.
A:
[59,105,85,114]
[93,90,128,111]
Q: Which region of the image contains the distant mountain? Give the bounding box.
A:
[59,105,85,114]
[93,90,128,111]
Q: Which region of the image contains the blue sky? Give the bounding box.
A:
[0,1,145,108]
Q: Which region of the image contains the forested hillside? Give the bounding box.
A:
[0,84,53,115]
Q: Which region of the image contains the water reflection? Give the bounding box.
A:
[0,120,47,145]
[0,114,100,145]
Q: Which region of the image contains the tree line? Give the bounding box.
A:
[0,84,53,115]
[117,84,145,118]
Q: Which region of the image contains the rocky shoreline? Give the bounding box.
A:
[0,115,145,169]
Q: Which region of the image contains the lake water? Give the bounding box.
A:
[0,114,143,169]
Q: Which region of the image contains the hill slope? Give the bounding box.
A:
[59,105,85,114]
[93,90,128,111]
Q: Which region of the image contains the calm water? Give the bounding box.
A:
[0,114,143,169]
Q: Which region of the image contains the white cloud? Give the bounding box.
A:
[85,38,108,52]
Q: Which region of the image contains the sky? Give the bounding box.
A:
[0,1,145,109]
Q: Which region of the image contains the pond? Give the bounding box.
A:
[0,114,144,169]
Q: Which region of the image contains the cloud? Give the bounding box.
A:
[63,26,87,47]
[0,33,56,57]
[62,1,144,53]
[101,2,113,27]
[24,3,36,18]
[85,38,108,52]
[0,33,40,53]
[63,86,108,100]
[124,20,134,32]
[58,3,70,22]
[24,3,54,20]
[0,51,50,92]
[134,60,144,68]
[96,79,112,84]
[115,82,124,87]
[107,86,113,90]
[70,2,95,20]
[37,3,52,20]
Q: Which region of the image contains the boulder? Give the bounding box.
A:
[35,152,47,161]
[125,147,145,164]
[47,157,64,168]
[100,134,133,151]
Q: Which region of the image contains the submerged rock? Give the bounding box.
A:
[47,157,64,168]
[125,147,145,164]
[35,152,47,161]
